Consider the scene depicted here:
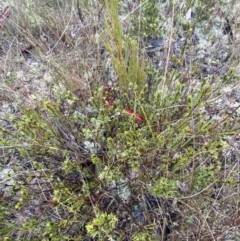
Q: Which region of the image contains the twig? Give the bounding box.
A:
[163,3,175,86]
[210,103,240,131]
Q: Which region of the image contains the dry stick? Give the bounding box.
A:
[210,103,240,131]
[163,3,175,87]
[124,0,148,20]
[0,6,12,35]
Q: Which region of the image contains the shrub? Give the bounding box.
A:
[0,0,240,240]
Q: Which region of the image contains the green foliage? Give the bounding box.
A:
[104,0,146,93]
[127,0,161,39]
[193,165,218,190]
[132,230,158,241]
[140,0,161,38]
[0,0,240,240]
[86,212,118,240]
[152,177,179,198]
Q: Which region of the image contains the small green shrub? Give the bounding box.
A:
[86,212,118,240]
[0,0,240,240]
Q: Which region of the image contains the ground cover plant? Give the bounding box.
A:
[0,0,240,240]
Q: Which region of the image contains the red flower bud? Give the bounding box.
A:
[124,109,144,122]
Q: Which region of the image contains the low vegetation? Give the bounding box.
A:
[0,0,240,240]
